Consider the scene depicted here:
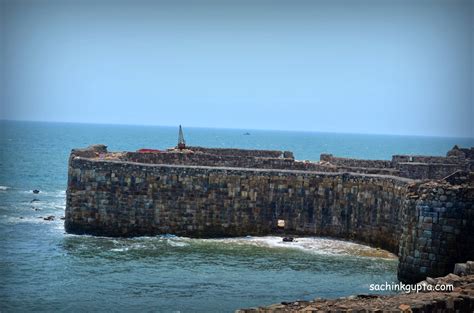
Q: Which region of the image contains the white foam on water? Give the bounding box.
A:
[21,190,38,194]
[205,236,396,259]
[51,190,66,198]
[166,239,189,247]
[110,247,130,252]
[1,215,58,225]
[0,186,10,191]
[53,232,396,261]
[97,235,394,259]
[54,204,66,210]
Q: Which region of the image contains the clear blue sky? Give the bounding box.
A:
[1,0,473,137]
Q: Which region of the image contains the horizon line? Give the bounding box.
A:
[1,118,473,140]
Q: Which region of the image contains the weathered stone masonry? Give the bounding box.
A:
[65,145,474,283]
[398,175,474,283]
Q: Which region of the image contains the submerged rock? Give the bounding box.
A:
[33,189,40,194]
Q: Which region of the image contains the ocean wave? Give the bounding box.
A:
[110,247,130,252]
[194,236,397,259]
[166,239,189,247]
[59,234,395,260]
[26,200,66,212]
[0,215,63,225]
[114,235,396,259]
[109,242,156,253]
[0,186,10,191]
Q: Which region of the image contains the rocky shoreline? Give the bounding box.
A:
[237,262,474,313]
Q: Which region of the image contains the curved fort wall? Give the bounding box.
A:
[65,145,474,283]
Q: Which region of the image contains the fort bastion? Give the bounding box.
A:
[65,143,473,283]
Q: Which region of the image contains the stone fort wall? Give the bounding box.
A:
[120,151,401,176]
[321,153,470,180]
[65,145,474,283]
[185,146,294,159]
[320,154,394,168]
[66,155,408,254]
[119,151,336,172]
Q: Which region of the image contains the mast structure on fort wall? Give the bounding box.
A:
[177,125,186,150]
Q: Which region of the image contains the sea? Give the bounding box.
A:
[1,120,473,312]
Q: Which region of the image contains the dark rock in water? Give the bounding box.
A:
[43,215,55,221]
[30,199,40,203]
[282,237,294,242]
[243,132,251,135]
[33,189,40,194]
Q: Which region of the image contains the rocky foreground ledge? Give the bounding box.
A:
[237,262,474,313]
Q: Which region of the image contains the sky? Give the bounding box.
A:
[1,0,473,137]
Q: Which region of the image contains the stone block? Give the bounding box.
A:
[467,261,474,274]
[453,263,467,276]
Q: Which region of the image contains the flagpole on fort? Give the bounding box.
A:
[177,125,186,150]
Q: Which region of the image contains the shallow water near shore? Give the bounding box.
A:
[1,121,472,312]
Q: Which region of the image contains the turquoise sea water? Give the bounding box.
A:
[1,120,473,312]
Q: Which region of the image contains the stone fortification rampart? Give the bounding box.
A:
[65,144,474,284]
[320,154,394,168]
[119,151,335,172]
[185,146,294,159]
[66,155,409,253]
[392,155,466,165]
[122,151,403,176]
[396,162,468,180]
[321,150,471,180]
